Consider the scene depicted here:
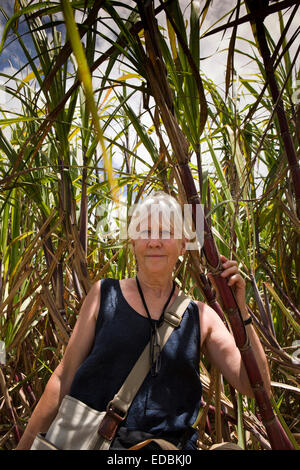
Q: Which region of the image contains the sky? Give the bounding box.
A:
[1,1,299,105]
[0,1,299,179]
[1,1,299,98]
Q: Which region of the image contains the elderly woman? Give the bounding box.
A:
[17,192,270,450]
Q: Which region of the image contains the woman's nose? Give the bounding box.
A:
[147,237,162,246]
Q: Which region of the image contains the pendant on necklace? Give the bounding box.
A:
[150,323,161,377]
[135,275,176,377]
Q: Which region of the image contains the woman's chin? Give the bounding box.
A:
[144,260,167,272]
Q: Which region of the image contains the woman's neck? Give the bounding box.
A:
[136,270,174,298]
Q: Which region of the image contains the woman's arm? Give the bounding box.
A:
[16,280,101,450]
[200,256,271,398]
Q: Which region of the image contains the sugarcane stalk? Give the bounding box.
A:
[245,0,300,219]
[137,0,294,450]
[177,116,294,453]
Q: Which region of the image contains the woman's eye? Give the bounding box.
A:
[139,228,173,238]
[160,230,172,238]
[140,229,151,238]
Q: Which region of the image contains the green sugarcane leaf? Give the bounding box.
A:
[264,282,300,337]
[270,395,299,450]
[205,133,248,259]
[237,392,246,449]
[0,2,58,53]
[61,0,115,199]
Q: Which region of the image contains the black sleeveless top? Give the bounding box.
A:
[69,279,202,449]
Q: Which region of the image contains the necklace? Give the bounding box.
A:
[136,276,176,377]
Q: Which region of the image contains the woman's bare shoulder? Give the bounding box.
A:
[192,299,220,347]
[119,277,135,287]
[88,279,102,299]
[82,280,102,322]
[193,299,210,317]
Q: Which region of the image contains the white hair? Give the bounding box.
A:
[128,191,193,240]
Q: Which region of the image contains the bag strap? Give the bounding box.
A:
[97,290,191,442]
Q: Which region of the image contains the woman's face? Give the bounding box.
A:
[130,214,186,276]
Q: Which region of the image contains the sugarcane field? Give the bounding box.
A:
[0,0,299,453]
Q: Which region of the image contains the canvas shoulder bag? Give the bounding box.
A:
[30,290,191,450]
